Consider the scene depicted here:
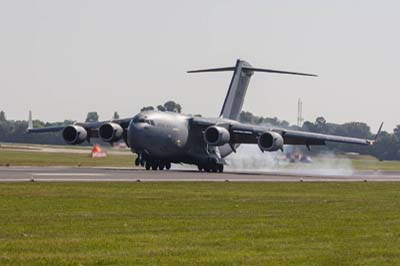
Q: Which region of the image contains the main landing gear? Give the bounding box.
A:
[135,154,171,171]
[143,160,171,171]
[197,163,224,173]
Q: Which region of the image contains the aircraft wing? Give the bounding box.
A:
[27,111,133,143]
[229,123,381,147]
[192,117,381,148]
[27,118,132,134]
[273,129,372,146]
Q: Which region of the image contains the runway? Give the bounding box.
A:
[1,166,400,182]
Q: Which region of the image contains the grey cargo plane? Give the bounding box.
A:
[28,59,382,172]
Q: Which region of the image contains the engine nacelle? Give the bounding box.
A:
[204,126,230,146]
[99,123,123,142]
[258,132,284,152]
[62,125,87,145]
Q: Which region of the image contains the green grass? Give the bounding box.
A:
[2,146,400,171]
[1,182,400,265]
[350,155,400,171]
[0,150,135,167]
[0,142,93,150]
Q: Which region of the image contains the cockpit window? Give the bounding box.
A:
[132,115,155,126]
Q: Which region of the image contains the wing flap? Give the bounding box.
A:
[228,123,373,146]
[27,126,65,133]
[281,130,371,146]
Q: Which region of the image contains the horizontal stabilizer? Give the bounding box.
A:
[187,64,317,77]
[187,67,235,73]
[242,67,317,77]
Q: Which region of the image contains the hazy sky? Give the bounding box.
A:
[1,0,399,131]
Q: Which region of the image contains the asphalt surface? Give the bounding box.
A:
[1,166,400,182]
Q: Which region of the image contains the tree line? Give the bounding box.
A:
[1,103,400,160]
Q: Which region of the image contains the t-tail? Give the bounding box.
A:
[188,59,317,121]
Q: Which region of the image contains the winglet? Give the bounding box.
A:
[367,122,383,145]
[27,111,33,131]
[374,122,384,142]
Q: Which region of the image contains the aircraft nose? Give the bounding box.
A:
[128,122,147,149]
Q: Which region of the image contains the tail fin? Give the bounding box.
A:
[188,59,317,121]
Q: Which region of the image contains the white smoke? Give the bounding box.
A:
[226,144,354,176]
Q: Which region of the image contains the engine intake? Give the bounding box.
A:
[258,132,284,152]
[204,126,230,146]
[62,125,87,145]
[99,123,123,142]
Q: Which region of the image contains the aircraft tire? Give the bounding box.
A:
[134,157,140,166]
[159,163,165,170]
[151,163,158,170]
[197,165,203,172]
[166,162,171,170]
[145,162,151,170]
[217,164,224,173]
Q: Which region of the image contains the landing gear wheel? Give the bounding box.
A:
[197,165,203,172]
[217,164,224,173]
[165,162,171,170]
[159,163,165,170]
[205,166,211,172]
[145,162,150,170]
[151,163,158,171]
[211,165,217,173]
[140,159,145,166]
[135,157,140,166]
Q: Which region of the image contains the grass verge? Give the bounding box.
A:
[0,182,400,265]
[0,150,134,167]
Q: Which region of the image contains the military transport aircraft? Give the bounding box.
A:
[28,59,382,173]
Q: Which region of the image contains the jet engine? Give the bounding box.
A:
[204,126,230,146]
[62,125,87,145]
[99,123,123,142]
[258,132,284,152]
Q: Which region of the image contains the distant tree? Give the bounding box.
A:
[63,120,76,125]
[302,121,316,132]
[371,131,398,160]
[239,111,290,128]
[85,112,99,123]
[163,101,182,113]
[240,111,254,124]
[140,106,155,112]
[315,116,327,131]
[141,101,182,113]
[0,111,6,122]
[393,125,400,141]
[113,111,120,120]
[157,105,166,112]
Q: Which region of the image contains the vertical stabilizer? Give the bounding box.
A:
[187,59,317,121]
[219,60,253,120]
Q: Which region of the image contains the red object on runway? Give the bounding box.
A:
[91,145,107,158]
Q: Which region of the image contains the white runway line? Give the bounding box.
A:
[1,178,400,182]
[32,173,106,176]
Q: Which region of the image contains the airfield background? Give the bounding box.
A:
[0,102,399,161]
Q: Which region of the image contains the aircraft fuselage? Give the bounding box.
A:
[127,111,233,167]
